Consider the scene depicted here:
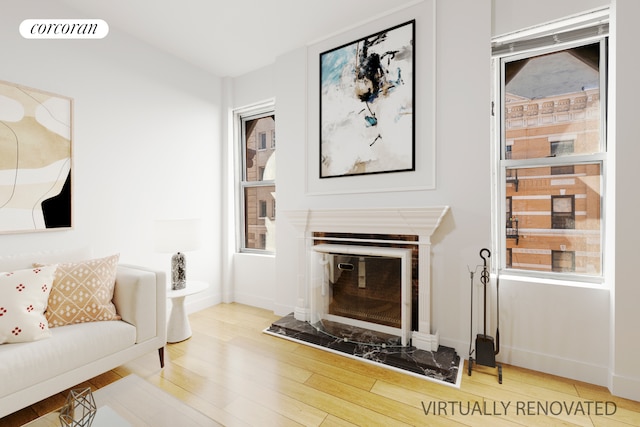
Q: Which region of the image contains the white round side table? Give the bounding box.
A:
[166,280,208,343]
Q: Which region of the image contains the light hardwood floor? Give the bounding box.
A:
[4,303,640,426]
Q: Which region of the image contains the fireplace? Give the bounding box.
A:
[284,206,449,351]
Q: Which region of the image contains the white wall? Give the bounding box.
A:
[0,1,223,311]
[230,0,640,400]
[243,0,497,366]
[609,0,640,401]
[492,0,608,36]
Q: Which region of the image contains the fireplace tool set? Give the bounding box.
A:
[468,248,502,383]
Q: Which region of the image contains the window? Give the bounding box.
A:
[552,250,575,273]
[259,200,267,218]
[258,132,267,150]
[550,139,574,157]
[505,144,512,159]
[238,106,276,252]
[551,165,574,175]
[493,12,607,281]
[551,195,575,229]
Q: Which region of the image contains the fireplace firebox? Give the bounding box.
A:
[311,244,413,345]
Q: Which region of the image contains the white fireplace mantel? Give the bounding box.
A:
[284,206,450,351]
[286,207,449,242]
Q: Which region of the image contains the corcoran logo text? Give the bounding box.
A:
[20,19,109,39]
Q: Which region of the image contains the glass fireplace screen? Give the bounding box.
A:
[328,254,401,328]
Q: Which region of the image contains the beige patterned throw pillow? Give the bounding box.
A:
[35,254,121,327]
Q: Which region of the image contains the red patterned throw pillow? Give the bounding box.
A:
[0,265,57,344]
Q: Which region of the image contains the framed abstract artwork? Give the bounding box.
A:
[320,20,415,179]
[0,80,73,233]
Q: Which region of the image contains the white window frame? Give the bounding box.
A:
[234,100,276,254]
[491,10,609,286]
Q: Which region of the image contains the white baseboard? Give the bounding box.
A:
[610,373,640,402]
[185,293,220,315]
[233,292,275,312]
[440,337,610,388]
[273,302,296,318]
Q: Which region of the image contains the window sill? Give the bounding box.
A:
[498,272,608,290]
[236,251,275,258]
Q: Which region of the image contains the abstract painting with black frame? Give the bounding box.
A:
[320,20,415,179]
[0,80,72,234]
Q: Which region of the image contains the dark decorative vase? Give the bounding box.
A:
[171,252,186,290]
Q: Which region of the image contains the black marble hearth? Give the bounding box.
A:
[264,314,461,387]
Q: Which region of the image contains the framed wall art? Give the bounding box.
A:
[0,80,73,233]
[319,20,415,179]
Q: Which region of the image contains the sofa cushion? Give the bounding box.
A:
[0,265,57,344]
[35,254,121,327]
[0,320,136,399]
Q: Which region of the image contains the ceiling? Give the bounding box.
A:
[58,0,419,77]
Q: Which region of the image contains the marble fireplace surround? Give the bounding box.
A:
[284,206,450,351]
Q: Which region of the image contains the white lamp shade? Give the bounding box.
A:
[154,219,202,253]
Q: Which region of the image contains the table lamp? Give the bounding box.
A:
[154,218,202,290]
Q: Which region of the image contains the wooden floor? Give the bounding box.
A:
[3,303,640,426]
